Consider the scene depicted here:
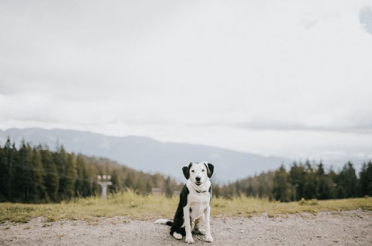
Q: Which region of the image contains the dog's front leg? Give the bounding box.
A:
[183,206,194,243]
[204,205,213,242]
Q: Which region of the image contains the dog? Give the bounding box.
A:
[155,162,214,243]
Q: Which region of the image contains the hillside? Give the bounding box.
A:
[0,128,290,182]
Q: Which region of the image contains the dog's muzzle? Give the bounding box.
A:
[195,176,202,186]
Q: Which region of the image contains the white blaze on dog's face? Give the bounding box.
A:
[183,162,214,186]
[190,162,208,186]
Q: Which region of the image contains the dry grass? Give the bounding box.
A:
[211,196,372,218]
[1,191,371,223]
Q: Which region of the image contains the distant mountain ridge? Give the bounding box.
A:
[0,128,290,183]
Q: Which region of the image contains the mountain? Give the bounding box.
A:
[0,128,290,183]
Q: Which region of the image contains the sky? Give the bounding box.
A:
[1,0,372,167]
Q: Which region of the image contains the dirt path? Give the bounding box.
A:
[1,210,372,245]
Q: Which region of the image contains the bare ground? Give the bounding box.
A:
[1,210,372,246]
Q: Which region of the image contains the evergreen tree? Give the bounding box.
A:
[54,147,68,200]
[151,173,163,190]
[65,153,77,200]
[258,171,275,199]
[109,168,122,194]
[223,182,238,199]
[145,177,154,194]
[17,141,34,201]
[234,180,242,197]
[75,154,91,197]
[124,171,134,190]
[4,139,16,201]
[212,184,221,198]
[272,165,292,202]
[338,162,357,198]
[0,145,7,201]
[328,166,338,198]
[359,161,372,196]
[134,172,146,194]
[30,148,46,201]
[289,162,305,201]
[164,176,173,198]
[40,149,59,202]
[315,162,334,200]
[303,160,316,199]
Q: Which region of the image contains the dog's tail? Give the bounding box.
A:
[154,219,173,226]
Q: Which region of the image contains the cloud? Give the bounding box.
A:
[360,7,372,34]
[236,121,372,134]
[1,0,372,162]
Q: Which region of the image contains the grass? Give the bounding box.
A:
[211,196,372,218]
[1,191,371,223]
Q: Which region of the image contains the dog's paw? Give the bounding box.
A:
[172,232,182,240]
[185,235,194,244]
[205,234,213,242]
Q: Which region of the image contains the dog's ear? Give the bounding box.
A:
[182,162,193,180]
[204,163,214,178]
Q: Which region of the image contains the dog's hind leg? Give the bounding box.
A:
[172,232,182,240]
[171,226,185,239]
[183,206,194,243]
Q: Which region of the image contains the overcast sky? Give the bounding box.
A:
[1,0,372,164]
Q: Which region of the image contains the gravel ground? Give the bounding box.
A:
[1,210,372,245]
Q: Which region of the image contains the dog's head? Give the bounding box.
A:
[182,162,214,186]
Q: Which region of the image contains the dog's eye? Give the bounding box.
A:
[202,169,205,172]
[191,170,195,172]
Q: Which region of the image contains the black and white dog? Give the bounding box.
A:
[155,162,214,243]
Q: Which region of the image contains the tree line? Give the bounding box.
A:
[0,138,182,203]
[1,138,371,203]
[213,160,372,201]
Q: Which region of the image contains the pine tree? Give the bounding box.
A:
[359,161,372,196]
[212,184,221,198]
[40,149,59,202]
[315,162,334,200]
[272,165,292,202]
[54,146,68,200]
[124,171,134,190]
[4,139,16,201]
[18,141,33,201]
[134,172,146,194]
[30,148,47,201]
[151,173,164,190]
[65,153,77,200]
[145,177,153,194]
[339,162,357,198]
[0,145,7,201]
[328,166,338,198]
[109,169,121,194]
[75,154,91,197]
[303,160,316,199]
[164,176,173,198]
[289,162,305,201]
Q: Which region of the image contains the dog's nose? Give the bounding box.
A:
[195,176,201,182]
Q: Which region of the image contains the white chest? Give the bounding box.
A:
[188,193,211,219]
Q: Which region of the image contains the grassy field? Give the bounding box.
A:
[1,191,371,223]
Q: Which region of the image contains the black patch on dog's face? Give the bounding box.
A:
[204,163,214,178]
[182,162,193,180]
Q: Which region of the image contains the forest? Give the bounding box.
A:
[0,138,182,203]
[0,138,371,203]
[216,160,372,201]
